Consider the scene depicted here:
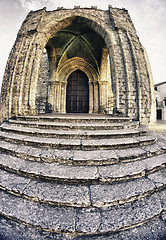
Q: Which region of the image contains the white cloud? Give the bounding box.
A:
[18,0,49,11]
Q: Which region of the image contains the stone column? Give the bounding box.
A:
[61,81,67,113]
[48,80,55,112]
[56,82,61,113]
[94,81,99,113]
[99,81,108,113]
[89,81,94,113]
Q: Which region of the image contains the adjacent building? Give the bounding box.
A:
[155,81,166,121]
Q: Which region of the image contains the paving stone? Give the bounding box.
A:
[0,140,18,152]
[23,136,63,146]
[0,153,98,181]
[76,208,100,233]
[15,145,31,156]
[98,153,166,181]
[115,147,147,161]
[81,137,139,150]
[60,139,81,149]
[75,217,166,240]
[157,140,166,151]
[0,168,90,207]
[99,192,162,232]
[148,168,166,188]
[20,162,99,181]
[73,150,119,164]
[28,147,44,159]
[0,191,76,232]
[0,214,74,240]
[158,189,166,210]
[90,178,155,207]
[0,169,30,193]
[23,180,90,206]
[142,143,163,156]
[144,154,166,170]
[161,211,166,221]
[0,154,27,171]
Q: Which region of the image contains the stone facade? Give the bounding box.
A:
[0,6,156,124]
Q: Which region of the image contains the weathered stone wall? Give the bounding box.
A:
[0,6,156,124]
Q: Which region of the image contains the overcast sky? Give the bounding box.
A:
[0,0,166,90]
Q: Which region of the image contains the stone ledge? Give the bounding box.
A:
[0,153,165,184]
[15,114,132,123]
[0,139,165,165]
[9,119,139,130]
[1,123,147,139]
[0,168,165,208]
[0,131,156,150]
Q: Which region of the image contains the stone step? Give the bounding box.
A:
[15,114,132,123]
[0,213,165,240]
[8,119,139,131]
[0,139,165,165]
[0,131,156,150]
[0,153,165,184]
[1,123,147,139]
[0,167,165,208]
[0,188,165,235]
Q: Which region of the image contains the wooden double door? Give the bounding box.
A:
[66,70,89,113]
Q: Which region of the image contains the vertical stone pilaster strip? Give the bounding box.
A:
[126,33,141,121]
[107,33,119,111]
[18,35,36,115]
[7,37,26,118]
[28,46,44,114]
[9,37,27,117]
[117,29,130,116]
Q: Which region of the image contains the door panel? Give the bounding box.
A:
[66,70,89,113]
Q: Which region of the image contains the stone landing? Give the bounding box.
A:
[0,114,165,240]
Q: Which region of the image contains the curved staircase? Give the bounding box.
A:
[0,114,166,240]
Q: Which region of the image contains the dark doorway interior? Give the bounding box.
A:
[66,70,89,113]
[157,109,162,120]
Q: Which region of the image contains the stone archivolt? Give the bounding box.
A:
[0,6,156,124]
[50,57,100,113]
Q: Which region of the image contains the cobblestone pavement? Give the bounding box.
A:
[148,121,166,136]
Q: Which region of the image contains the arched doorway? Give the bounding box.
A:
[66,70,89,113]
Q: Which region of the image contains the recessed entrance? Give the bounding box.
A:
[66,70,89,113]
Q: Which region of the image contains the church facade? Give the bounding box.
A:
[0,6,156,124]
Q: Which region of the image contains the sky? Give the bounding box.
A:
[0,0,166,91]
